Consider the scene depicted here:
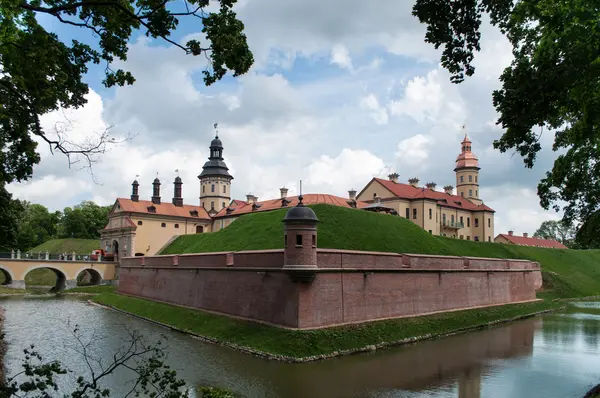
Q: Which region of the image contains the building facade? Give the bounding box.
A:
[356,135,495,242]
[494,231,568,249]
[101,132,495,258]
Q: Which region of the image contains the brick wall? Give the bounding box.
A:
[119,249,541,329]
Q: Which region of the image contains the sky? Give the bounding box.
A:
[6,0,564,236]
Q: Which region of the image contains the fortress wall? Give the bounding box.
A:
[118,250,540,329]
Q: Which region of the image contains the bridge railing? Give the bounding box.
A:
[0,251,113,262]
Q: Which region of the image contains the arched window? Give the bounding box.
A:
[223,185,226,193]
[468,175,472,182]
[373,193,377,198]
[222,202,226,208]
[161,222,166,227]
[460,176,464,183]
[211,184,215,193]
[137,220,143,225]
[174,224,179,228]
[202,185,205,193]
[475,176,478,183]
[469,189,473,197]
[211,201,214,209]
[196,225,204,233]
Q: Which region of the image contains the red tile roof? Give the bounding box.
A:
[496,234,568,249]
[214,194,367,218]
[115,198,211,220]
[370,178,495,212]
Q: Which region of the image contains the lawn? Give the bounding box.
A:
[162,204,600,299]
[30,238,100,254]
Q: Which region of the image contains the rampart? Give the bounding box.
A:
[118,248,543,329]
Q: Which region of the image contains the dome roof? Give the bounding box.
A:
[210,136,223,148]
[174,176,182,183]
[153,177,160,184]
[282,196,320,223]
[132,179,139,185]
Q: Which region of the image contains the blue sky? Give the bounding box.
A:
[8,0,564,236]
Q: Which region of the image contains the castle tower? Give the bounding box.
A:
[198,128,233,214]
[172,176,183,207]
[454,133,481,204]
[131,179,139,202]
[151,177,161,205]
[282,195,319,282]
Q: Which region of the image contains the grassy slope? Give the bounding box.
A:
[30,238,99,254]
[162,204,600,299]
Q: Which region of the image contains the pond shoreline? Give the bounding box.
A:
[0,307,6,382]
[89,295,566,363]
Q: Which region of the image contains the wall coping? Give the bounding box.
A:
[316,248,401,257]
[0,258,114,265]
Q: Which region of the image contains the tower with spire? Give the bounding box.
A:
[454,127,481,204]
[198,123,233,214]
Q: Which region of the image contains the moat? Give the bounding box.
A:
[2,295,600,398]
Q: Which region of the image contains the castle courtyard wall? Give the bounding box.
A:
[118,249,541,329]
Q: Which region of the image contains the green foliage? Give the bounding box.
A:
[576,211,600,249]
[0,327,190,397]
[15,201,61,251]
[0,184,24,251]
[58,201,110,239]
[94,292,560,359]
[30,238,100,254]
[412,0,600,224]
[533,220,575,247]
[162,205,600,299]
[199,386,238,398]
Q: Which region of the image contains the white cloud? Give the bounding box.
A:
[330,44,353,70]
[359,94,388,125]
[395,134,433,170]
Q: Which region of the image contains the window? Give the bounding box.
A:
[488,218,491,227]
[312,235,316,247]
[474,218,479,227]
[475,176,478,183]
[460,235,464,239]
[428,230,432,234]
[196,225,204,233]
[211,201,215,209]
[460,176,464,183]
[460,216,463,225]
[467,236,471,240]
[476,190,478,196]
[429,208,432,219]
[211,184,215,193]
[461,192,464,197]
[467,217,470,227]
[202,186,205,193]
[137,221,143,226]
[174,224,179,228]
[405,208,410,218]
[451,215,455,224]
[201,202,204,208]
[412,208,417,219]
[373,193,377,198]
[469,189,473,197]
[222,202,226,209]
[474,236,480,242]
[296,234,303,246]
[223,185,226,193]
[442,214,446,224]
[488,236,491,242]
[161,223,166,228]
[284,234,287,246]
[469,175,473,182]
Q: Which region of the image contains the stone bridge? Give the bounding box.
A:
[0,258,117,291]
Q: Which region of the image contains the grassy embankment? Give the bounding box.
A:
[88,204,599,359]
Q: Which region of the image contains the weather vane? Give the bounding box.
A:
[213,122,219,138]
[135,174,140,178]
[175,169,179,174]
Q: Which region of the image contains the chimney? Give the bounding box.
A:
[348,189,357,201]
[523,232,528,238]
[508,230,514,236]
[253,195,258,204]
[172,176,183,207]
[246,194,257,205]
[388,172,399,183]
[408,177,420,188]
[151,178,161,205]
[443,185,454,195]
[280,187,288,199]
[131,179,139,202]
[425,182,437,191]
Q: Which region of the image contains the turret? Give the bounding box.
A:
[282,195,319,282]
[198,124,233,214]
[173,176,183,207]
[454,131,481,202]
[151,178,161,205]
[131,180,139,202]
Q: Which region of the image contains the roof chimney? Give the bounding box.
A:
[408,177,420,188]
[131,179,139,202]
[348,188,357,201]
[172,176,183,207]
[425,182,437,191]
[280,187,288,199]
[523,232,528,238]
[151,178,161,205]
[443,185,454,195]
[388,172,399,183]
[246,194,258,205]
[508,230,514,236]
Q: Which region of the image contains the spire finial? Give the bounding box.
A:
[175,169,179,175]
[298,180,304,206]
[213,122,219,139]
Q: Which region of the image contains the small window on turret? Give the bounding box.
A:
[475,176,478,183]
[137,221,143,226]
[469,189,473,197]
[469,175,472,182]
[211,184,215,193]
[296,234,303,246]
[284,234,287,246]
[223,185,226,193]
[202,186,205,193]
[312,235,316,247]
[460,176,464,183]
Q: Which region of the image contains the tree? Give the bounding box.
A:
[575,211,600,249]
[0,185,24,252]
[0,0,253,186]
[0,326,190,397]
[15,202,61,251]
[58,201,110,239]
[412,0,600,225]
[533,220,576,246]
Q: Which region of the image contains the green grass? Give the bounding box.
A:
[93,292,561,359]
[162,204,600,300]
[30,238,99,254]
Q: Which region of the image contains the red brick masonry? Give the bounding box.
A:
[118,249,543,329]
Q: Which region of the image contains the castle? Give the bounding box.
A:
[101,132,495,258]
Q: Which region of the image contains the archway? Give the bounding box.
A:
[196,225,204,233]
[24,267,68,292]
[76,268,102,286]
[112,240,119,259]
[0,267,13,286]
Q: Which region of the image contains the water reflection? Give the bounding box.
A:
[2,296,600,398]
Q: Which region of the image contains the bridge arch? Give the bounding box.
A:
[75,267,103,286]
[0,265,15,285]
[23,265,71,292]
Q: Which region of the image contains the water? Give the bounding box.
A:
[2,295,600,398]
